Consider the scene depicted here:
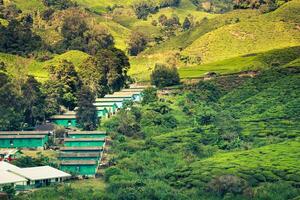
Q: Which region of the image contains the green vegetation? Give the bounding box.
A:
[98,66,300,199]
[0,0,300,199]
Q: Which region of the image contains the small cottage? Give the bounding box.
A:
[49,111,77,127]
[95,98,130,109]
[64,138,105,147]
[60,160,98,177]
[0,135,48,149]
[96,107,109,119]
[0,161,71,190]
[93,102,118,114]
[58,152,100,162]
[60,147,103,154]
[67,131,107,139]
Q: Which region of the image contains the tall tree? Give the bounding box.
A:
[76,86,98,130]
[150,64,180,88]
[48,60,81,110]
[127,32,148,56]
[182,17,191,30]
[0,72,23,130]
[21,76,46,127]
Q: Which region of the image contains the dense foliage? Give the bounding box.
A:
[0,16,42,56]
[132,0,181,19]
[76,86,98,130]
[150,64,180,88]
[100,67,300,199]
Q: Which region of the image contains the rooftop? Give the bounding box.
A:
[95,98,128,102]
[0,170,27,185]
[120,89,144,92]
[0,135,46,139]
[64,138,105,142]
[0,161,71,182]
[68,131,106,135]
[50,115,76,119]
[93,102,117,106]
[14,166,71,180]
[60,160,97,165]
[0,131,50,135]
[60,147,103,151]
[58,153,100,158]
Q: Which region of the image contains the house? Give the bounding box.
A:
[0,161,71,190]
[105,92,142,102]
[0,131,51,140]
[58,153,100,162]
[93,102,118,114]
[49,111,77,128]
[64,138,105,147]
[96,107,109,119]
[95,98,131,109]
[0,135,48,149]
[120,88,144,92]
[60,147,103,154]
[129,85,149,89]
[60,160,98,177]
[67,131,107,139]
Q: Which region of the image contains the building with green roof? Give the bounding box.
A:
[64,138,105,147]
[60,160,98,176]
[0,135,48,149]
[49,112,77,128]
[67,131,107,139]
[60,147,103,154]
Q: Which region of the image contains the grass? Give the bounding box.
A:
[174,140,300,187]
[21,149,58,159]
[11,0,47,13]
[179,46,300,78]
[0,50,90,81]
[183,20,300,64]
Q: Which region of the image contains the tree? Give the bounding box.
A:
[76,86,98,130]
[48,60,81,110]
[132,0,158,20]
[127,32,148,56]
[0,72,23,130]
[0,18,42,56]
[95,48,130,93]
[42,80,65,116]
[182,17,191,30]
[142,87,158,105]
[21,76,46,127]
[84,25,114,55]
[158,14,167,25]
[150,64,180,88]
[0,61,6,71]
[2,184,16,199]
[43,0,76,9]
[61,16,115,55]
[61,15,88,49]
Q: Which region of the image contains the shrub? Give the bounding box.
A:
[141,87,158,105]
[150,64,180,88]
[207,175,249,197]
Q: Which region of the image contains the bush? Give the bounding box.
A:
[207,175,249,197]
[141,87,158,105]
[104,167,122,182]
[150,64,180,88]
[255,182,300,200]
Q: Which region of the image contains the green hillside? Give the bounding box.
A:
[2,0,299,82]
[175,140,300,187]
[0,50,89,81]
